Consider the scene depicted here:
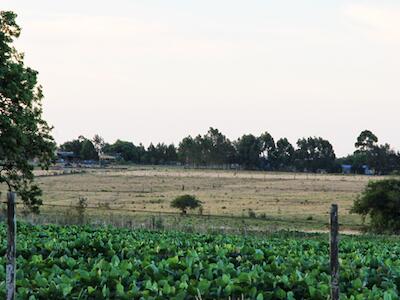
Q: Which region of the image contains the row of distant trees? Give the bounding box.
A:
[59,129,400,174]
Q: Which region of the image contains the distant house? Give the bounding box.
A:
[99,154,117,166]
[341,164,374,175]
[56,151,76,163]
[341,164,352,174]
[362,165,374,175]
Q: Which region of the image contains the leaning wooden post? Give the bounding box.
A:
[330,204,339,300]
[6,192,16,300]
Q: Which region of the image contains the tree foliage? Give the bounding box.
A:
[235,134,262,169]
[295,137,336,172]
[355,130,378,153]
[61,128,400,174]
[60,136,98,160]
[92,134,105,155]
[351,179,400,233]
[272,138,294,170]
[80,139,98,160]
[342,130,400,175]
[0,11,55,212]
[177,128,235,166]
[170,194,202,214]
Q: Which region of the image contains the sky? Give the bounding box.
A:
[2,0,399,157]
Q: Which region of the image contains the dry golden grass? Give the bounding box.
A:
[0,165,391,230]
[3,165,384,230]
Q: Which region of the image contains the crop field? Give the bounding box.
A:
[1,223,399,299]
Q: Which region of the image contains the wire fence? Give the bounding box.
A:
[0,201,312,237]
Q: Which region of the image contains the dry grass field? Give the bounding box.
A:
[1,165,389,232]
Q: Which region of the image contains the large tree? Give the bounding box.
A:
[165,144,178,163]
[353,130,378,171]
[60,136,85,157]
[352,130,400,174]
[295,137,336,172]
[178,135,203,165]
[355,130,378,153]
[92,134,105,155]
[235,134,262,169]
[259,131,276,169]
[0,11,55,212]
[103,140,139,162]
[272,138,294,170]
[203,127,235,165]
[80,139,98,161]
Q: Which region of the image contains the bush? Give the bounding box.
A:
[248,209,256,218]
[171,194,202,215]
[351,179,400,233]
[259,213,267,219]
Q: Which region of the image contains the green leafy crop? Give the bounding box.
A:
[0,223,400,299]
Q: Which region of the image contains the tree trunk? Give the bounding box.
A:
[6,192,16,300]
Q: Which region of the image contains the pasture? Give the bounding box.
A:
[1,166,386,232]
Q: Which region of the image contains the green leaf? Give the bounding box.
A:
[353,278,363,290]
[111,255,120,267]
[238,272,251,284]
[384,292,392,300]
[309,286,316,297]
[34,273,47,287]
[60,284,73,297]
[198,279,211,294]
[275,288,286,299]
[87,286,96,294]
[167,256,179,265]
[116,282,124,296]
[102,284,109,298]
[222,274,230,285]
[179,281,188,289]
[254,249,264,261]
[163,283,172,295]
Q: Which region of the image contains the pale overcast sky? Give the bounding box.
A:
[3,0,399,156]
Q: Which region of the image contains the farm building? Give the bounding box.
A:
[56,151,76,163]
[341,164,352,174]
[99,154,117,166]
[341,164,374,175]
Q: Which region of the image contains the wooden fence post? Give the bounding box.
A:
[6,192,16,300]
[330,204,339,300]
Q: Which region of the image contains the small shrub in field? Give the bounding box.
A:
[171,194,202,215]
[248,209,256,218]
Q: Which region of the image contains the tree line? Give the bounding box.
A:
[59,128,400,174]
